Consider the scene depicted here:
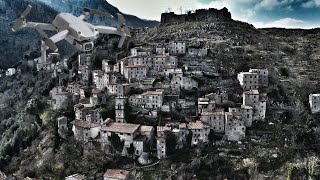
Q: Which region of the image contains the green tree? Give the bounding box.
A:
[128,143,134,158]
[108,133,124,152]
[186,131,193,148]
[208,130,215,145]
[166,133,177,155]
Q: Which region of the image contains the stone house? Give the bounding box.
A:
[157,126,172,138]
[135,78,156,90]
[204,91,228,104]
[162,66,182,77]
[90,88,106,107]
[229,105,253,127]
[50,86,72,110]
[131,47,152,56]
[243,90,267,121]
[133,135,147,156]
[103,169,130,180]
[166,123,189,149]
[78,53,92,67]
[237,72,259,90]
[309,94,320,114]
[102,60,114,73]
[74,103,93,120]
[169,41,186,55]
[123,65,147,82]
[139,125,155,145]
[187,121,210,146]
[67,83,88,97]
[92,70,104,85]
[225,112,246,141]
[78,65,91,82]
[172,75,198,90]
[71,119,100,142]
[100,122,140,154]
[198,98,216,114]
[96,72,125,88]
[141,89,164,109]
[86,109,104,124]
[128,94,143,108]
[200,110,225,133]
[187,47,208,57]
[155,45,167,55]
[156,137,166,159]
[249,68,268,87]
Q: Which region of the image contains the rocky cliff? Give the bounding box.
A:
[160,7,232,25]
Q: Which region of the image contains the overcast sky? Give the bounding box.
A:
[107,0,320,29]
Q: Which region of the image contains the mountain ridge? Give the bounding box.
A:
[0,0,159,69]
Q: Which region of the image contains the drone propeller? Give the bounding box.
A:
[35,24,58,52]
[117,13,131,37]
[83,7,113,18]
[62,0,113,18]
[12,5,32,32]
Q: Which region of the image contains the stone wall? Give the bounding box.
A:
[160,7,232,25]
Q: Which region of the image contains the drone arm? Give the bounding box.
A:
[78,14,88,20]
[95,25,124,36]
[49,29,69,43]
[24,22,56,31]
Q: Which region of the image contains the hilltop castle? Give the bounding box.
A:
[160,7,232,25]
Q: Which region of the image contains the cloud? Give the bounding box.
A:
[253,18,315,29]
[107,0,319,29]
[302,0,320,8]
[255,0,294,10]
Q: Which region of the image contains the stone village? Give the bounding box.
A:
[5,29,320,180]
[33,36,276,179]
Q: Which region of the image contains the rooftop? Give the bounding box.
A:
[104,169,130,179]
[91,88,102,94]
[139,125,154,132]
[74,103,84,109]
[239,72,258,75]
[102,122,140,134]
[201,111,225,116]
[142,89,164,95]
[244,89,259,95]
[241,105,253,109]
[157,126,171,132]
[187,121,210,130]
[71,119,100,129]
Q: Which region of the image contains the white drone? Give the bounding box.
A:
[12,4,131,52]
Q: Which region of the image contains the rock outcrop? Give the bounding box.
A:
[160,7,232,25]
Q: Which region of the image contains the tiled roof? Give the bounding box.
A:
[187,121,210,130]
[91,88,102,94]
[104,169,129,179]
[139,125,154,132]
[179,123,187,129]
[71,119,100,129]
[142,89,164,95]
[201,111,225,116]
[102,122,140,134]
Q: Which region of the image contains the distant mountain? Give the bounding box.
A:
[0,0,159,69]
